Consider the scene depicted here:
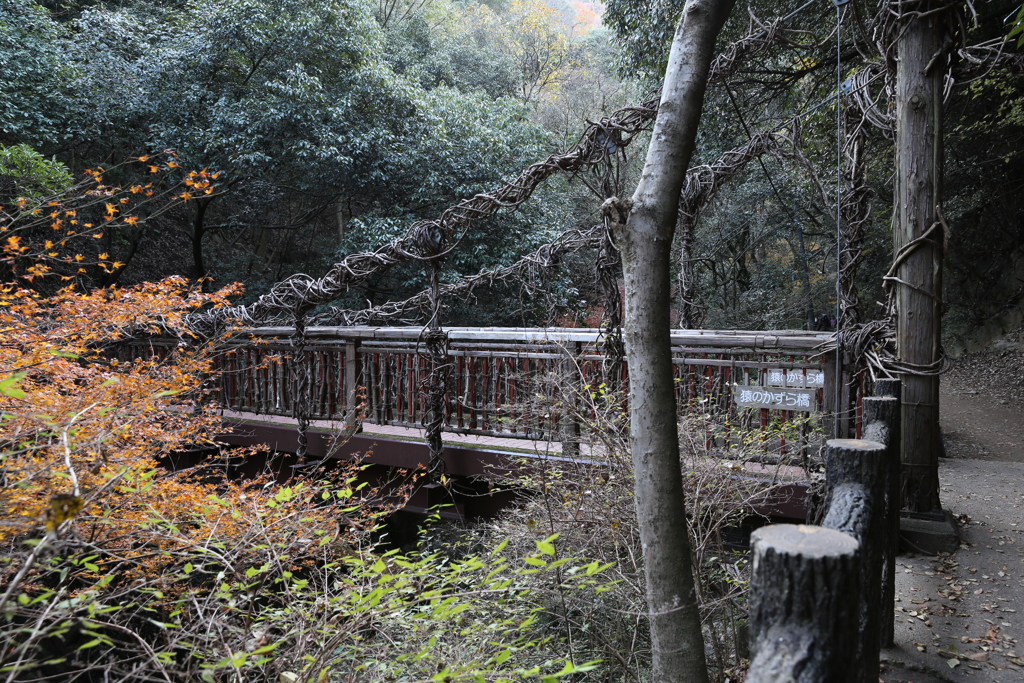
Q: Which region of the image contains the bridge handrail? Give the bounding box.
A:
[126,327,852,447]
[240,326,833,350]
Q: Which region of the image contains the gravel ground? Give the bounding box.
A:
[882,459,1024,683]
[879,324,1024,682]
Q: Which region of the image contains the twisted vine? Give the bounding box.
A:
[186,18,803,337]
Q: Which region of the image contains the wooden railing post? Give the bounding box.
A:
[866,379,901,647]
[345,340,359,429]
[558,342,582,459]
[821,437,887,683]
[748,524,861,682]
[822,356,839,438]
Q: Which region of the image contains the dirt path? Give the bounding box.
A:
[941,386,1024,462]
[939,326,1024,463]
[880,329,1024,683]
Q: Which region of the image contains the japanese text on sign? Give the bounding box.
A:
[732,385,817,412]
[765,369,825,388]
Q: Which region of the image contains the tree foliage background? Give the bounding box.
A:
[2,0,1023,680]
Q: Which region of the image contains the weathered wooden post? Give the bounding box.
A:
[894,2,946,514]
[558,341,582,459]
[865,380,901,647]
[747,524,861,682]
[822,356,838,438]
[344,339,360,429]
[821,354,853,439]
[822,437,887,681]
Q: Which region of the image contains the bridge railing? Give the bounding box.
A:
[178,326,839,443]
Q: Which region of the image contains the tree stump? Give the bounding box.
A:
[863,394,900,647]
[822,438,887,683]
[748,524,860,683]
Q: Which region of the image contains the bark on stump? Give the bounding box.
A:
[822,438,887,683]
[748,524,860,683]
[863,391,901,647]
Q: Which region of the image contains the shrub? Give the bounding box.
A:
[0,165,611,681]
[0,144,73,202]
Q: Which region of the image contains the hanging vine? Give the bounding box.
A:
[186,18,805,337]
[291,310,311,465]
[420,258,451,484]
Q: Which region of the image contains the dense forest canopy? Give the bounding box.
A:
[2,0,1023,681]
[2,0,1021,341]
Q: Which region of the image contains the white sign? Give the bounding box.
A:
[733,385,817,412]
[764,369,825,389]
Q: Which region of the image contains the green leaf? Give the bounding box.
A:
[77,638,106,650]
[250,641,280,655]
[216,651,247,669]
[586,561,615,576]
[0,373,27,399]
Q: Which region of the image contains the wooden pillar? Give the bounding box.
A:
[345,341,359,429]
[869,379,902,647]
[747,524,861,682]
[822,356,849,438]
[822,438,887,683]
[559,342,582,459]
[895,6,945,514]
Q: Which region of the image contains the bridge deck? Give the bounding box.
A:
[215,411,810,521]
[220,410,583,455]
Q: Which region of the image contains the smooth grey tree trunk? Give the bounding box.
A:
[606,0,735,680]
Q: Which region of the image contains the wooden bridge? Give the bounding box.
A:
[144,327,843,521]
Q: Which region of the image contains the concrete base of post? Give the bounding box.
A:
[899,509,959,555]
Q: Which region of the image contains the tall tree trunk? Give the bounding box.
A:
[192,197,213,292]
[607,0,735,679]
[895,8,946,514]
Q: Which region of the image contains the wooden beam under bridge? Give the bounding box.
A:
[172,415,812,525]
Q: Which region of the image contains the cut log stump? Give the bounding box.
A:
[748,524,860,683]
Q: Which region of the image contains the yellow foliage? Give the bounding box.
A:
[0,165,400,617]
[464,0,584,104]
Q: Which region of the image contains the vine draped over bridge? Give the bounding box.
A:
[185,14,794,337]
